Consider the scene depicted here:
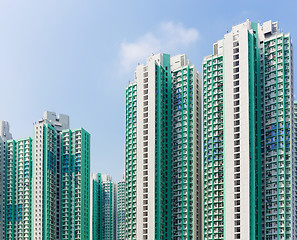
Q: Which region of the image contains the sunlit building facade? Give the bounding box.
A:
[202,20,295,240]
[5,138,32,240]
[125,53,201,240]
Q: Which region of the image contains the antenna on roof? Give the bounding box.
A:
[226,28,229,33]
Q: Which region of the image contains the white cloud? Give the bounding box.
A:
[120,21,199,73]
[159,22,199,48]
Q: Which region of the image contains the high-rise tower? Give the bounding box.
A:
[5,138,32,240]
[117,174,125,240]
[90,173,116,240]
[125,53,201,240]
[90,173,103,240]
[61,128,90,240]
[0,121,12,239]
[32,111,69,240]
[1,112,90,240]
[101,174,116,240]
[202,20,295,240]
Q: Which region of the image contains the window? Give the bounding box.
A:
[233,42,239,47]
[234,74,239,80]
[234,160,240,166]
[233,54,239,60]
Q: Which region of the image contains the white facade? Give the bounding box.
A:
[0,121,13,141]
[90,173,98,240]
[42,111,70,132]
[222,20,252,240]
[32,112,69,240]
[203,19,295,240]
[135,54,160,240]
[130,53,201,240]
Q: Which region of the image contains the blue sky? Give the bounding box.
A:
[0,0,296,182]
